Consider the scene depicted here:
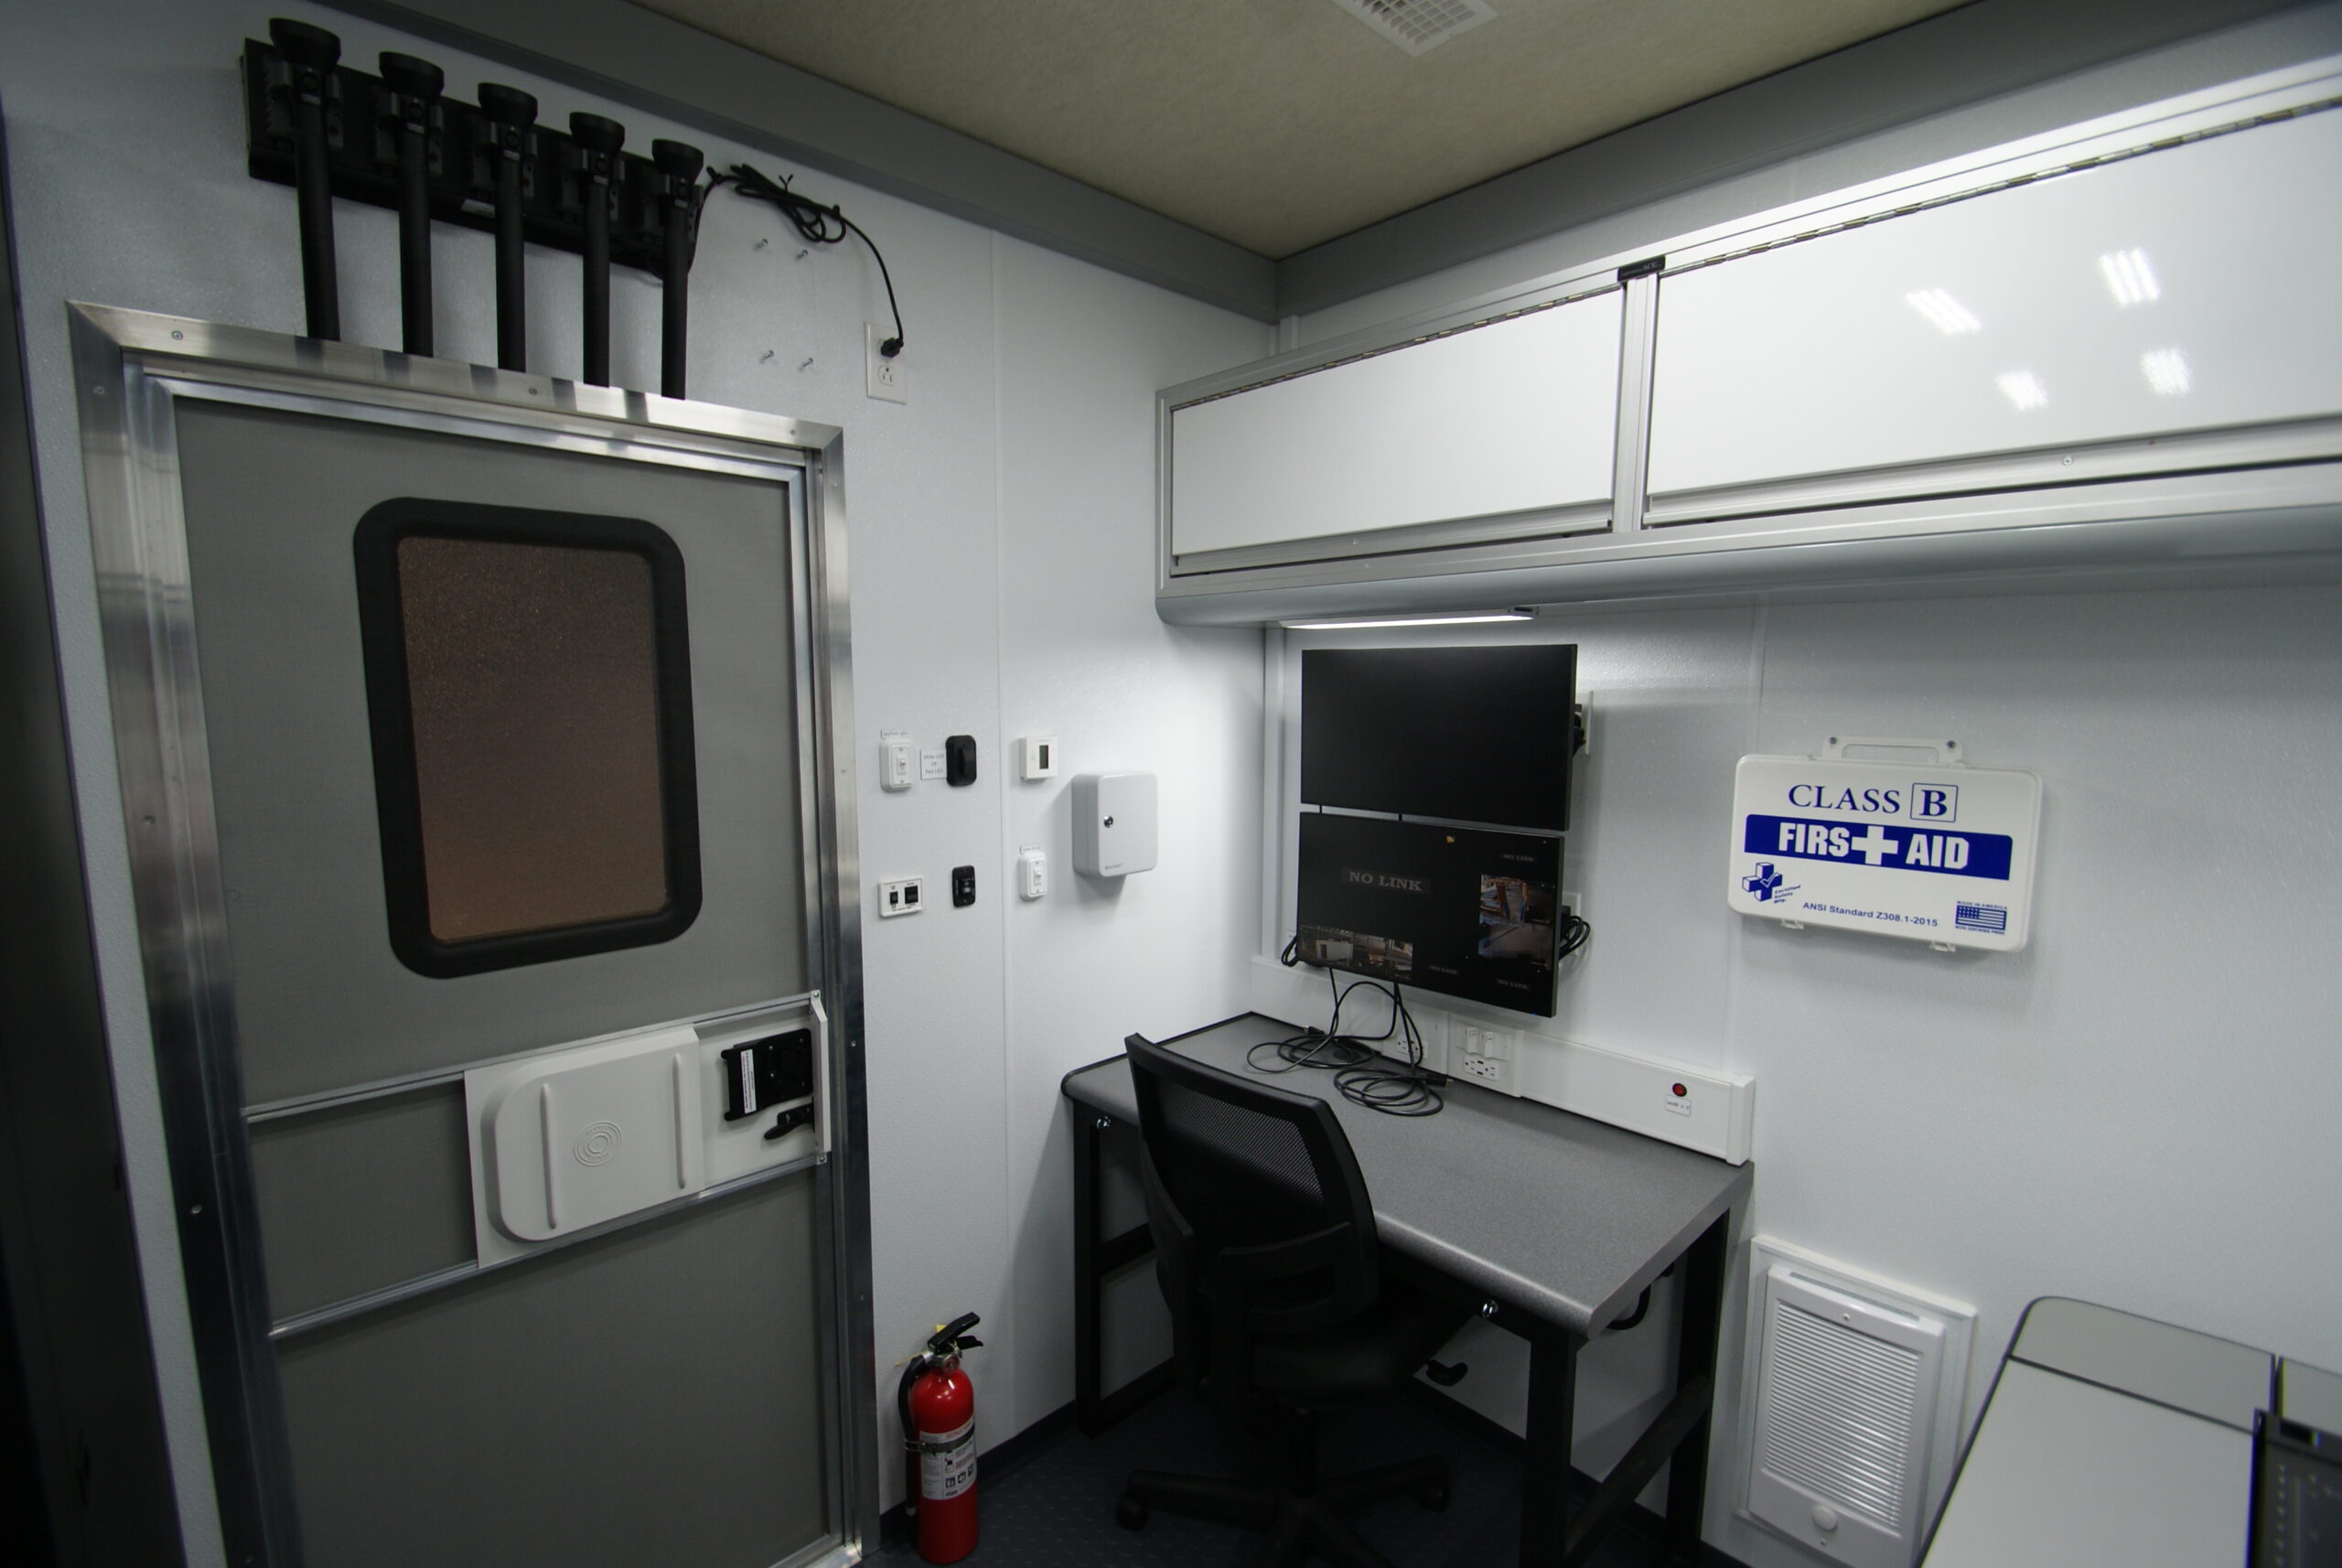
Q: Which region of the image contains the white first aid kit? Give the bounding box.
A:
[1727,737,2041,952]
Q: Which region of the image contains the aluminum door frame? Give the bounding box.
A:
[69,301,876,1568]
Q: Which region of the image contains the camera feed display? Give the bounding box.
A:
[1477,875,1557,961]
[1292,929,1416,983]
[1295,812,1562,1015]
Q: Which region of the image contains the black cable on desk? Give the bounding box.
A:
[1250,961,1444,1117]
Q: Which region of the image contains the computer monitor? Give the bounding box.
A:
[1300,644,1577,832]
[1294,811,1563,1016]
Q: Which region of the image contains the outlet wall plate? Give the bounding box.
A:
[866,323,908,403]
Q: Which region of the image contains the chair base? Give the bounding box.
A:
[1119,1453,1450,1568]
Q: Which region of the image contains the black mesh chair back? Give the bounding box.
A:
[1125,1034,1377,1402]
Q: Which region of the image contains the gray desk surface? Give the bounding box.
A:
[2284,1359,2342,1433]
[2011,1295,2274,1432]
[1920,1359,2252,1568]
[1060,1013,1752,1337]
[1924,1298,2279,1568]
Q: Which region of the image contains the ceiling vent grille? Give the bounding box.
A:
[1327,0,1498,57]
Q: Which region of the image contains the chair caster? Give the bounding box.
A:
[1115,1492,1151,1530]
[1414,1477,1451,1513]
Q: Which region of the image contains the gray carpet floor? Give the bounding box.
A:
[874,1387,1680,1568]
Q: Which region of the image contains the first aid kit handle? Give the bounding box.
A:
[1822,736,1962,766]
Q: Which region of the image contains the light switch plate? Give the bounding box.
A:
[880,730,913,792]
[877,876,924,917]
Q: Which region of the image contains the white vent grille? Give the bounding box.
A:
[1327,0,1498,56]
[1746,1262,1961,1568]
[1763,1302,1921,1526]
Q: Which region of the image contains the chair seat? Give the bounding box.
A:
[1248,1272,1470,1407]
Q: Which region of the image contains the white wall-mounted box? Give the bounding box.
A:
[1072,771,1157,877]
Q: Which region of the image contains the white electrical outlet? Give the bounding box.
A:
[865,324,907,403]
[876,876,924,917]
[1453,1024,1513,1090]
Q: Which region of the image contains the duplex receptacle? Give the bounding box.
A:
[1453,1022,1513,1090]
[1456,1053,1508,1086]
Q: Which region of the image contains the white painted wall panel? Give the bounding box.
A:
[992,232,1266,1440]
[1648,109,2342,497]
[1171,289,1622,556]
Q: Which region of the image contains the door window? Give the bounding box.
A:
[354,499,701,976]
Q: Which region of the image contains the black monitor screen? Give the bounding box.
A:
[1300,644,1576,831]
[1294,811,1562,1016]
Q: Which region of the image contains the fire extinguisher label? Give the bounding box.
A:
[920,1417,976,1501]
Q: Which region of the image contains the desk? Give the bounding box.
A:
[1920,1298,2272,1567]
[1061,1014,1754,1568]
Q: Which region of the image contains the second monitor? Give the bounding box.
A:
[1295,811,1563,1016]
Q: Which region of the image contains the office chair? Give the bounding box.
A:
[1117,1034,1470,1568]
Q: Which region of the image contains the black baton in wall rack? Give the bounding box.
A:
[477,83,537,373]
[267,17,342,340]
[570,113,626,386]
[378,52,442,358]
[651,139,704,400]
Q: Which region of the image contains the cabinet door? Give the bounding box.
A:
[1170,288,1623,564]
[1646,109,2342,506]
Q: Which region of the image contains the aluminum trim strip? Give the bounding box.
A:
[242,995,820,1124]
[1169,498,1611,576]
[1642,419,2342,529]
[263,1154,823,1341]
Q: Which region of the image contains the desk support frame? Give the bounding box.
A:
[1069,1096,1739,1566]
[1072,1109,1176,1434]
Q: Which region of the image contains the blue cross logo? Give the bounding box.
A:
[1742,862,1787,903]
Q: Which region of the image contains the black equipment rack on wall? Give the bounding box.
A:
[241,38,690,282]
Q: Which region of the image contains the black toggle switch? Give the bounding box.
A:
[952,865,975,907]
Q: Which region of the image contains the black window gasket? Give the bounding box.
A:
[352,498,702,978]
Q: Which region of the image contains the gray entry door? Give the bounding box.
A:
[169,396,833,1568]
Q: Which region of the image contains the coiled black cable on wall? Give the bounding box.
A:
[711,161,908,359]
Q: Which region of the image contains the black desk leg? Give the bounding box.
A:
[1661,1213,1732,1564]
[1074,1110,1107,1434]
[1520,1325,1584,1567]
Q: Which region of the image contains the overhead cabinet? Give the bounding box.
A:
[1166,287,1624,570]
[1645,106,2342,522]
[1157,65,2342,626]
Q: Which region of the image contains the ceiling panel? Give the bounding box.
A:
[630,0,1972,257]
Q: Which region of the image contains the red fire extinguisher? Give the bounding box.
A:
[899,1312,983,1564]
